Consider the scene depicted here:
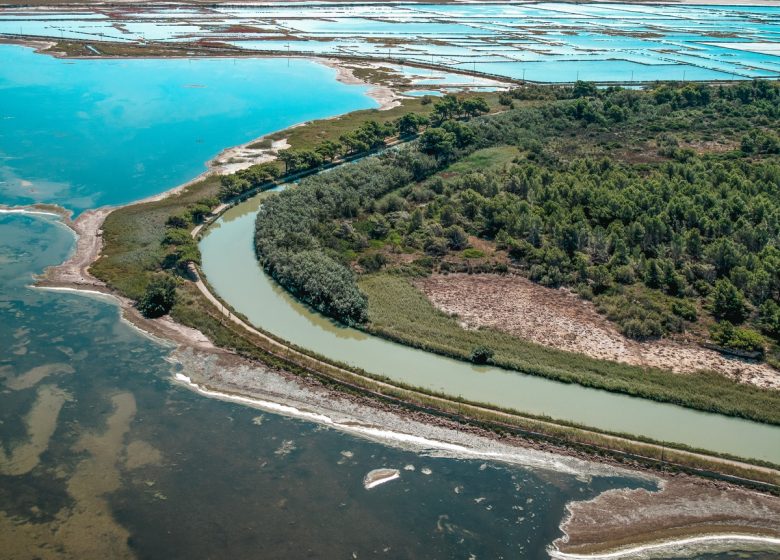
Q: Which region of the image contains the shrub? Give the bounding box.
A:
[758,300,780,341]
[671,300,698,322]
[710,279,748,324]
[358,253,387,273]
[462,248,485,259]
[470,345,494,365]
[709,322,765,355]
[137,274,177,318]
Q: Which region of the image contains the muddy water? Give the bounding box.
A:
[0,212,660,559]
[199,193,780,463]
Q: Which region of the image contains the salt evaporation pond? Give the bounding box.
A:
[2,2,780,82]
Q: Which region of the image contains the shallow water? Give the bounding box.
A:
[199,191,780,463]
[0,44,376,213]
[0,211,657,559]
[2,2,779,83]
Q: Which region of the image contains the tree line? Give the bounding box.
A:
[254,80,780,361]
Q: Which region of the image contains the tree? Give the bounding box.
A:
[758,300,780,340]
[445,225,469,250]
[419,128,456,159]
[432,94,461,123]
[644,259,661,289]
[461,97,490,117]
[589,265,613,294]
[710,279,748,323]
[278,150,302,174]
[397,113,425,137]
[137,274,177,318]
[572,81,598,98]
[316,140,341,162]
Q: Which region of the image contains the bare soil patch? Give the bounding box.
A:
[416,273,780,389]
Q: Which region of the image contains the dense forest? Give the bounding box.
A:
[255,81,780,364]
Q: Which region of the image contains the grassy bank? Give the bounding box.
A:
[92,175,221,300]
[360,273,780,425]
[88,91,780,485]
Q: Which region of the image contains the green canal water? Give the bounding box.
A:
[199,191,780,464]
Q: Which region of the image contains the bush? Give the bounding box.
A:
[462,248,485,259]
[358,253,387,273]
[470,345,494,365]
[671,300,698,321]
[758,300,780,341]
[137,274,177,318]
[709,322,765,355]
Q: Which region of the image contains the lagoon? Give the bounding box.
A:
[0,44,376,213]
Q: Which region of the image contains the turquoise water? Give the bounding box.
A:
[0,44,376,213]
[3,2,779,83]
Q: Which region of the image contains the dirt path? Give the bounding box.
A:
[187,262,779,481]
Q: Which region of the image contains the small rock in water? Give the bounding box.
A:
[421,467,432,476]
[363,468,400,490]
[337,450,355,465]
[274,440,296,457]
[251,415,264,426]
[403,464,415,471]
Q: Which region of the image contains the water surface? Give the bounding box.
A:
[0,44,376,213]
[200,194,780,463]
[0,211,655,559]
[3,2,779,83]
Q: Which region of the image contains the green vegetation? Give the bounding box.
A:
[359,273,780,424]
[92,175,221,301]
[88,79,780,478]
[255,95,493,323]
[254,80,780,421]
[138,273,177,318]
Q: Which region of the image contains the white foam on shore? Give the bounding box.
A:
[363,469,400,489]
[35,285,112,299]
[171,373,622,477]
[0,208,62,218]
[549,534,780,560]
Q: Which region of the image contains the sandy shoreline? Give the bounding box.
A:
[554,479,780,557]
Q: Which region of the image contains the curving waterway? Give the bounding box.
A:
[200,192,780,464]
